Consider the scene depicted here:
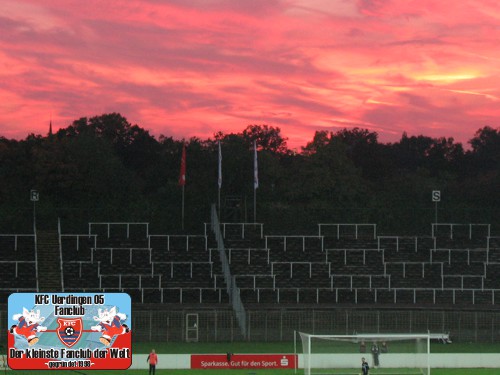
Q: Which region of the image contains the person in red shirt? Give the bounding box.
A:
[147,349,158,375]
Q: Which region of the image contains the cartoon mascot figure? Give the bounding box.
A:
[91,307,130,346]
[10,308,47,346]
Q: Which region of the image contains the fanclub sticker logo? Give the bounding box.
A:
[8,292,132,370]
[57,317,83,347]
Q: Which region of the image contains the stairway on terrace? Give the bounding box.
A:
[37,230,62,292]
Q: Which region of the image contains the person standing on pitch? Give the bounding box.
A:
[371,342,380,368]
[359,340,366,353]
[361,357,370,375]
[381,341,388,353]
[147,349,158,375]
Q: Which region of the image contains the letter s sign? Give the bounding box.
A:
[432,190,441,202]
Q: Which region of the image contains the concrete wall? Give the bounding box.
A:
[131,353,500,369]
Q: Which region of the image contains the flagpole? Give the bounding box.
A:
[253,140,258,223]
[218,141,222,219]
[253,186,256,223]
[181,184,185,230]
[179,143,187,231]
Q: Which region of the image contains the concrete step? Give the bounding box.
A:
[36,230,62,292]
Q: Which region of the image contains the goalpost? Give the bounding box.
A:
[299,332,431,375]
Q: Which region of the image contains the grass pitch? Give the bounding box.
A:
[5,369,500,375]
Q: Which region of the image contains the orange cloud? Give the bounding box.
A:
[0,0,499,148]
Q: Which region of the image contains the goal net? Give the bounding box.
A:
[299,332,430,375]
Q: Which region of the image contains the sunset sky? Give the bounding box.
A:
[1,0,499,149]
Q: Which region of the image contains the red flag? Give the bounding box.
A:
[179,144,186,186]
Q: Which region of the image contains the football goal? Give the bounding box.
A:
[298,332,431,375]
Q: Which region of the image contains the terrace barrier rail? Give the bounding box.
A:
[210,204,247,338]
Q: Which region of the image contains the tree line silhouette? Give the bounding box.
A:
[0,113,498,234]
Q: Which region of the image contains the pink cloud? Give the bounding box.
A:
[0,0,499,148]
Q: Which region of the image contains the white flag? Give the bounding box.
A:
[253,140,258,189]
[218,141,222,189]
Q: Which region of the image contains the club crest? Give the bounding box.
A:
[57,318,83,347]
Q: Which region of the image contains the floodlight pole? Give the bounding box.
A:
[432,190,441,224]
[33,200,36,231]
[435,201,438,224]
[31,190,39,233]
[253,188,257,223]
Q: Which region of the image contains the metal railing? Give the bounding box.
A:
[148,234,208,251]
[265,235,325,252]
[88,222,149,238]
[431,223,491,239]
[210,204,247,338]
[204,222,264,239]
[318,223,377,239]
